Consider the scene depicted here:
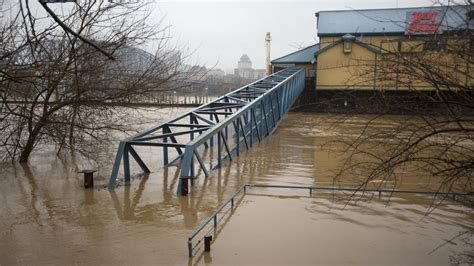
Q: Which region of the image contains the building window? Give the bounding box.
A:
[380,40,399,53]
[424,39,446,52]
[343,40,352,53]
[401,40,424,53]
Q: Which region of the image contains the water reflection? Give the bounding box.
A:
[187,190,245,266]
[107,169,199,227]
[203,192,473,266]
[0,110,471,265]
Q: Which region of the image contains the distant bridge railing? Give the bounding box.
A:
[107,67,306,195]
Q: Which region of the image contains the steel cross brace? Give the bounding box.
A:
[107,68,305,194]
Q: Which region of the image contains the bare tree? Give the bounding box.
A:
[329,3,473,202]
[0,0,204,162]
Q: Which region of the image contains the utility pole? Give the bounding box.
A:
[265,32,271,75]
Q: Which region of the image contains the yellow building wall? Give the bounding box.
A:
[316,41,376,90]
[316,36,472,91]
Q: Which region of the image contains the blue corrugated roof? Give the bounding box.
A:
[317,5,473,36]
[271,44,319,64]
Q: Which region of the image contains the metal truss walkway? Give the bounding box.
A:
[107,67,305,195]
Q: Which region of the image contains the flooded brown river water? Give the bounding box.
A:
[0,108,472,265]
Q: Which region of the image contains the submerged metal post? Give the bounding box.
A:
[204,235,212,252]
[188,239,193,257]
[123,143,131,184]
[217,130,222,168]
[179,145,195,196]
[163,127,169,166]
[235,119,240,156]
[80,170,96,188]
[249,109,254,147]
[180,179,189,196]
[108,141,126,189]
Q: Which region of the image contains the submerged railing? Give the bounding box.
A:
[187,183,472,257]
[187,184,247,258]
[107,67,306,195]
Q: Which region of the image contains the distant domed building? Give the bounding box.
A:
[237,54,252,70]
[235,54,265,80]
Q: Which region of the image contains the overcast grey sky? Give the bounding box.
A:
[12,0,446,72]
[152,0,438,73]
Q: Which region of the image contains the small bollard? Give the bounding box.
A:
[204,235,212,252]
[79,170,97,188]
[180,179,189,196]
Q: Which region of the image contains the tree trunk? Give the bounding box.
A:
[19,137,35,163]
[19,124,43,163]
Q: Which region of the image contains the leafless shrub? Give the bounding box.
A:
[0,0,204,162]
[327,3,473,203]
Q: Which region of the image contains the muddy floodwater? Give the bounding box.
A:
[0,109,472,265]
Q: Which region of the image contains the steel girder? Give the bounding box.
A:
[107,67,305,195]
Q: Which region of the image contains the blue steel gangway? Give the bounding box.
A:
[107,67,305,195]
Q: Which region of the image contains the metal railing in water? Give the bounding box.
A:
[187,184,247,258]
[187,183,472,257]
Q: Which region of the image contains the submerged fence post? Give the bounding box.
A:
[204,236,212,252]
[80,170,96,188]
[188,239,193,257]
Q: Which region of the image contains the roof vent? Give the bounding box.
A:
[342,34,356,41]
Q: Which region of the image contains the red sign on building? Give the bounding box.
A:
[406,11,442,35]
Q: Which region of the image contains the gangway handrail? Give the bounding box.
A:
[128,68,299,142]
[184,70,300,149]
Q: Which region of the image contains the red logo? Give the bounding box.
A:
[407,11,441,35]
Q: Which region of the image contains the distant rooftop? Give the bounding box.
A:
[271,44,319,65]
[239,54,251,62]
[316,5,473,36]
